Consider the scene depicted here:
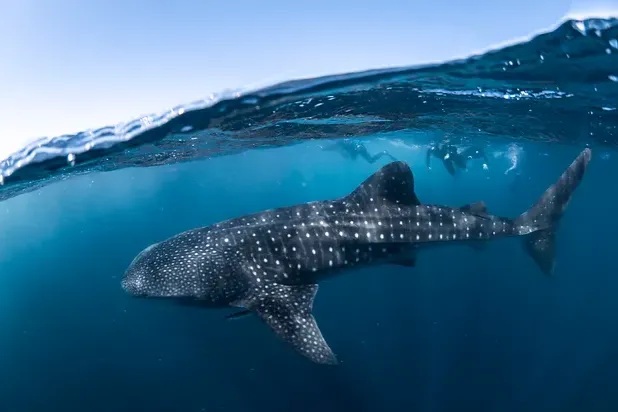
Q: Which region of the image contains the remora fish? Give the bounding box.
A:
[122,148,591,365]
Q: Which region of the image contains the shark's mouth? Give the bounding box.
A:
[121,274,147,296]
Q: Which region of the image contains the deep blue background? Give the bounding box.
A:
[0,139,615,412]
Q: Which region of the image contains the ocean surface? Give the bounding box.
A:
[0,17,617,412]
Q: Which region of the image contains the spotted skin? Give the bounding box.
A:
[122,149,592,365]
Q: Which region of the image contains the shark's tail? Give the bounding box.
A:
[513,148,592,275]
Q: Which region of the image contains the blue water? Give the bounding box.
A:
[0,17,617,412]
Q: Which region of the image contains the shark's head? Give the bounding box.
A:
[121,233,245,304]
[122,243,162,297]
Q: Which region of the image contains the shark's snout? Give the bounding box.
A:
[122,243,160,296]
[121,271,147,296]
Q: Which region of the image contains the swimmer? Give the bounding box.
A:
[322,139,398,164]
[426,143,489,176]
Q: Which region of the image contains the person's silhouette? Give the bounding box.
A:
[426,143,489,176]
[323,139,398,164]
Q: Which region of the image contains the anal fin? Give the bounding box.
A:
[225,309,252,320]
[242,283,337,365]
[466,241,488,252]
[389,256,417,267]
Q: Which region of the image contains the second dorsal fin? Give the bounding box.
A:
[346,161,421,207]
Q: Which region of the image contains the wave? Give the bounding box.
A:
[0,17,617,202]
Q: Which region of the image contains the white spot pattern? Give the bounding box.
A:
[121,150,592,365]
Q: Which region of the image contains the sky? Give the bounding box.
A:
[0,0,617,159]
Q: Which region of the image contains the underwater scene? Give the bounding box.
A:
[1,17,618,412]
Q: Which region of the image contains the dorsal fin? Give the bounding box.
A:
[346,161,421,206]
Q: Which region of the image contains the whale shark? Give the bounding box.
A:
[122,148,592,365]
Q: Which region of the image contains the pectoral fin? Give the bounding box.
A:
[240,283,337,365]
[466,241,488,252]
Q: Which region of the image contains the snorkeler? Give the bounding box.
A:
[322,139,398,164]
[426,143,489,176]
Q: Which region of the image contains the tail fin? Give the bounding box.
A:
[514,148,592,275]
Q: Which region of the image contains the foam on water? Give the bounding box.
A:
[0,17,617,202]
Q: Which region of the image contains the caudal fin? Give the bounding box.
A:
[514,148,592,275]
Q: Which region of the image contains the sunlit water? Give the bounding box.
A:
[0,17,617,412]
